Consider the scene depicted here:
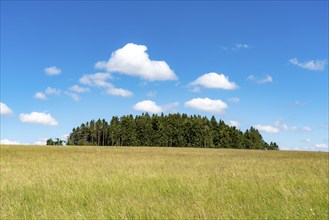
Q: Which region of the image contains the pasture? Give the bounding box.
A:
[0,145,328,219]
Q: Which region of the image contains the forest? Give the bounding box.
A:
[66,113,279,150]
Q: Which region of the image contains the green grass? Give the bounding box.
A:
[1,145,328,219]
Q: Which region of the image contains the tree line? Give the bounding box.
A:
[67,113,279,150]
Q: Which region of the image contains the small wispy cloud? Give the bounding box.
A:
[34,92,47,100]
[234,43,251,50]
[302,126,312,132]
[146,91,157,97]
[254,124,279,133]
[34,87,61,100]
[221,43,252,51]
[44,66,62,76]
[289,58,327,71]
[69,85,90,93]
[65,92,80,102]
[314,143,328,149]
[247,74,273,84]
[228,97,240,103]
[228,120,240,128]
[79,72,133,97]
[0,102,14,115]
[293,101,305,106]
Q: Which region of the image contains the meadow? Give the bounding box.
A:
[0,145,328,219]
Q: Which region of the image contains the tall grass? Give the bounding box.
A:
[1,145,328,219]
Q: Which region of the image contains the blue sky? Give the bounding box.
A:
[1,1,328,151]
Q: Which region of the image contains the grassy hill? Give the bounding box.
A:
[1,145,328,219]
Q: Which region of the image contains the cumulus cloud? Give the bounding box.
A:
[69,85,90,93]
[0,102,14,115]
[79,72,133,97]
[133,100,163,114]
[95,43,177,81]
[229,120,240,128]
[247,74,273,84]
[19,112,58,126]
[44,66,62,75]
[191,72,237,90]
[185,98,228,114]
[289,58,327,71]
[254,125,279,133]
[133,100,178,114]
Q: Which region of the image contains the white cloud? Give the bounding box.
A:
[44,66,62,75]
[106,87,133,97]
[65,92,80,101]
[302,126,312,132]
[228,97,240,103]
[34,87,61,100]
[79,73,133,97]
[19,112,58,126]
[185,98,228,114]
[191,72,237,90]
[228,120,240,128]
[190,86,201,92]
[293,101,305,106]
[289,58,327,71]
[34,92,47,100]
[79,73,112,87]
[133,100,163,114]
[234,43,251,50]
[247,74,273,84]
[0,102,14,115]
[146,91,157,97]
[162,102,179,112]
[322,123,329,129]
[314,143,328,149]
[303,138,311,143]
[69,85,90,93]
[274,120,299,132]
[95,43,177,81]
[133,100,178,114]
[222,43,252,51]
[254,125,279,133]
[45,87,61,95]
[34,138,47,145]
[0,139,28,145]
[61,134,69,142]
